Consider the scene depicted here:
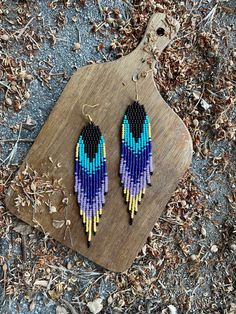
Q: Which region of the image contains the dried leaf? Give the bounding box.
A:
[30,182,36,192]
[229,303,236,314]
[107,295,113,305]
[211,245,218,253]
[168,305,178,314]
[29,301,36,311]
[22,115,36,131]
[49,205,57,213]
[193,90,201,99]
[201,226,207,237]
[52,220,65,229]
[56,305,68,314]
[34,280,48,287]
[13,222,32,236]
[200,99,211,110]
[87,298,103,314]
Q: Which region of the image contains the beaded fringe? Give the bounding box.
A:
[120,101,153,224]
[75,122,108,247]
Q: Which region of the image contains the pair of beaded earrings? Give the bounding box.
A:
[74,97,153,247]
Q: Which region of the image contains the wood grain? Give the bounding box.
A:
[5,13,193,272]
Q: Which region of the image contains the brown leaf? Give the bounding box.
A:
[52,220,65,229]
[87,298,103,314]
[13,222,32,236]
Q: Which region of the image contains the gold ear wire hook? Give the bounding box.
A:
[82,103,100,123]
[135,81,139,101]
[134,69,153,102]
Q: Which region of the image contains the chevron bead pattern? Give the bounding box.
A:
[120,101,153,224]
[75,122,108,247]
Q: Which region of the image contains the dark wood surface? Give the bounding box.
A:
[5,13,193,272]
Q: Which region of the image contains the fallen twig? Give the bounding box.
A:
[15,17,35,39]
[61,299,79,314]
[0,138,35,143]
[0,123,22,166]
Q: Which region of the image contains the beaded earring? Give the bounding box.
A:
[75,104,108,247]
[120,83,153,224]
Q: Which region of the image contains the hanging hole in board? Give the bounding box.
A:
[156,27,165,36]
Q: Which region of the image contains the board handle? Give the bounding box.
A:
[130,13,180,65]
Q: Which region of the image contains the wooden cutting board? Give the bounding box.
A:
[5,13,192,272]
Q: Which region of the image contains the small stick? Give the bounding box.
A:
[74,23,81,43]
[201,4,218,30]
[25,33,40,49]
[16,17,35,39]
[96,21,106,32]
[78,274,105,298]
[97,0,103,16]
[2,263,7,297]
[61,299,79,314]
[0,123,22,166]
[0,138,35,143]
[0,81,11,90]
[21,235,27,261]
